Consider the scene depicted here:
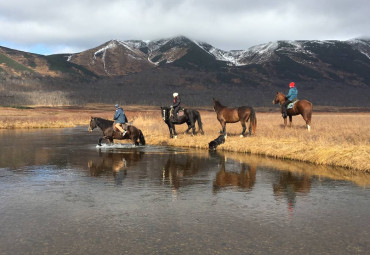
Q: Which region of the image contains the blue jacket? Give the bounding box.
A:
[286,87,298,101]
[113,107,127,124]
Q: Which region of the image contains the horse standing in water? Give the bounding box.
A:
[213,98,257,137]
[88,117,145,146]
[161,106,204,139]
[272,92,313,131]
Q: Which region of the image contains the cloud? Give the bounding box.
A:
[0,0,369,54]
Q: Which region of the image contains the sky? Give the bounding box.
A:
[1,0,369,55]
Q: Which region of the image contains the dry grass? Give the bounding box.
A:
[1,106,369,172]
[132,111,370,172]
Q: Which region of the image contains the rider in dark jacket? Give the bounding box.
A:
[113,104,128,136]
[282,82,298,118]
[171,92,181,120]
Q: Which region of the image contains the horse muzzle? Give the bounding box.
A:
[88,127,92,132]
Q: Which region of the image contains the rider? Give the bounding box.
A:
[171,92,181,120]
[113,104,128,137]
[282,82,298,118]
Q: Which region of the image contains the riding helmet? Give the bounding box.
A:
[289,82,295,88]
[173,92,179,97]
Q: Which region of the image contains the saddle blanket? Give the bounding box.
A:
[287,100,298,109]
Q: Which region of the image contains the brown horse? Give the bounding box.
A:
[213,98,257,137]
[88,117,145,146]
[272,92,312,131]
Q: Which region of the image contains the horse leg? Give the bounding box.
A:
[189,120,196,136]
[289,115,293,127]
[302,112,312,131]
[283,117,287,128]
[184,124,192,134]
[171,124,178,139]
[167,124,173,138]
[220,121,226,136]
[240,122,247,137]
[98,137,103,146]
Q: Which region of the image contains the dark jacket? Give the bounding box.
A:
[113,107,127,124]
[172,97,181,109]
[286,87,298,101]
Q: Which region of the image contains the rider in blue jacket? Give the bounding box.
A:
[113,104,128,136]
[282,82,298,118]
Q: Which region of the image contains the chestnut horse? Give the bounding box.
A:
[272,92,312,131]
[88,117,145,146]
[213,98,257,137]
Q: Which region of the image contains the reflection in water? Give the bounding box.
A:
[161,153,202,191]
[212,152,257,192]
[1,128,370,255]
[273,172,312,210]
[87,150,144,185]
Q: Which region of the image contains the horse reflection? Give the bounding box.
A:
[162,154,203,190]
[213,156,257,192]
[88,151,144,185]
[273,172,312,209]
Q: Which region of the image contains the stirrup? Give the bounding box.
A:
[122,131,127,136]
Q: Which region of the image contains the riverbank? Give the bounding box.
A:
[1,105,369,172]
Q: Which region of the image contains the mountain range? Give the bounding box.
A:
[1,36,370,107]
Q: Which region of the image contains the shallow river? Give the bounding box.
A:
[0,127,369,254]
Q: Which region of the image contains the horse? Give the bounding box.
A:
[161,106,204,139]
[272,92,313,131]
[212,98,257,137]
[88,117,145,146]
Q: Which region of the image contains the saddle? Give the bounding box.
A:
[287,100,298,109]
[170,107,184,119]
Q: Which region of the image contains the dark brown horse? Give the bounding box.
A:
[88,117,145,146]
[213,98,257,137]
[272,92,312,131]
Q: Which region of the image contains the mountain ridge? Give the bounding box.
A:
[1,36,370,107]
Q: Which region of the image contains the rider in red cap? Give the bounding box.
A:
[282,82,298,118]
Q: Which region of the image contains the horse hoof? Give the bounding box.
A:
[240,135,244,138]
[174,136,178,139]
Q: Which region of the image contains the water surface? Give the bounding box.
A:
[0,127,369,254]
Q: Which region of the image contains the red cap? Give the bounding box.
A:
[289,82,295,88]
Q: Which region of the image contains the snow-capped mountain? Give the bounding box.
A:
[66,36,370,86]
[1,36,370,106]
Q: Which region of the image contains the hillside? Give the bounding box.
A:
[0,36,370,107]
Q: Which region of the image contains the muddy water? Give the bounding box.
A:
[0,127,369,254]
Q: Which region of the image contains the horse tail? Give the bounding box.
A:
[250,107,257,135]
[195,110,204,134]
[139,130,146,145]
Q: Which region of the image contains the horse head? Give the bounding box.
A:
[213,98,222,112]
[88,117,97,132]
[160,106,170,121]
[273,92,286,105]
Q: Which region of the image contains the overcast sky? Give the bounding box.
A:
[1,0,369,55]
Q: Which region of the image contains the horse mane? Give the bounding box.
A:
[93,117,114,124]
[92,117,114,130]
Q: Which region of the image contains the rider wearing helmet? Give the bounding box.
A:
[282,82,298,118]
[113,104,128,137]
[171,92,181,120]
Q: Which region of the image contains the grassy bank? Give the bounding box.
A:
[1,105,369,172]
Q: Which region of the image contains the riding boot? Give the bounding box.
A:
[282,108,287,118]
